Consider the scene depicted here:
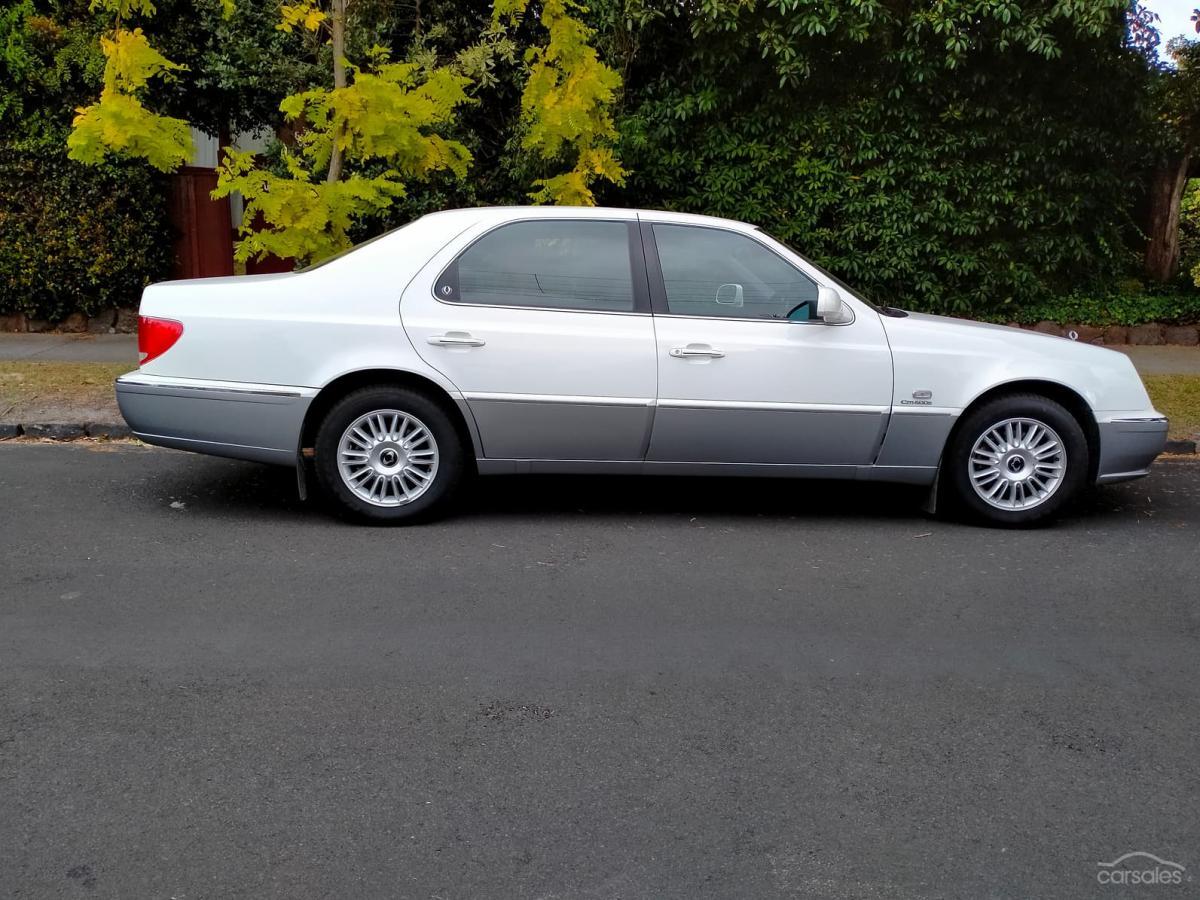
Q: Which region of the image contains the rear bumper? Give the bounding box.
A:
[116,374,314,466]
[1095,416,1169,485]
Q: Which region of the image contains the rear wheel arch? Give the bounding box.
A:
[942,380,1100,483]
[300,369,480,464]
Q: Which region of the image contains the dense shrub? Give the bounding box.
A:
[983,285,1200,326]
[615,2,1151,319]
[1180,179,1200,285]
[0,3,171,320]
[0,144,171,320]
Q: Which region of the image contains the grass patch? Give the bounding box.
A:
[0,361,129,421]
[1144,375,1200,441]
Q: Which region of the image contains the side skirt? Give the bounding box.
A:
[475,458,937,485]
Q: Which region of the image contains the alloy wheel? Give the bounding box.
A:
[336,409,439,507]
[968,417,1066,511]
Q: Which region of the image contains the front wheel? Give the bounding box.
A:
[313,386,466,523]
[943,394,1089,527]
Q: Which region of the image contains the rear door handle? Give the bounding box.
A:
[669,346,724,359]
[428,332,486,347]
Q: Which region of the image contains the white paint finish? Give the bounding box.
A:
[400,213,656,458]
[136,212,481,391]
[651,315,892,407]
[649,307,892,465]
[126,204,1164,478]
[883,312,1155,414]
[402,302,656,402]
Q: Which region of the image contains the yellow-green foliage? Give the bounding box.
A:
[279,62,472,179]
[213,53,473,264]
[211,149,407,263]
[67,25,192,171]
[277,0,325,33]
[494,0,624,205]
[68,0,626,267]
[86,0,158,17]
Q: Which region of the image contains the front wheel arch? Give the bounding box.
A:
[939,380,1100,485]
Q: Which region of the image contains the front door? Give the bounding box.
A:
[642,220,893,466]
[403,217,656,461]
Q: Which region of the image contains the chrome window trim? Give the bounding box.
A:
[430,216,650,316]
[426,301,651,318]
[651,312,856,327]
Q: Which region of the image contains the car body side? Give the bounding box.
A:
[116,206,1167,485]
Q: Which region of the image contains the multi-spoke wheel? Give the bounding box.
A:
[968,418,1065,511]
[314,386,465,523]
[945,394,1088,526]
[337,410,439,507]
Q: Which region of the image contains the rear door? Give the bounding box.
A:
[402,216,657,461]
[642,219,893,466]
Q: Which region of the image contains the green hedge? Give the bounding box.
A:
[0,144,171,321]
[984,286,1200,327]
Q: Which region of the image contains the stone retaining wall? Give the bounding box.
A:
[0,309,138,334]
[1008,322,1200,346]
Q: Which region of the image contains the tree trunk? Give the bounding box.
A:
[326,0,348,184]
[1145,152,1190,282]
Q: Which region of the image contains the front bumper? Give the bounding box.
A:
[116,374,314,466]
[1095,416,1169,484]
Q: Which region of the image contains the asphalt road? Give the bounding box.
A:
[2,444,1199,899]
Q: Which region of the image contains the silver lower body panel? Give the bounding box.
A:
[1095,418,1169,484]
[116,376,312,465]
[466,397,653,460]
[646,406,888,465]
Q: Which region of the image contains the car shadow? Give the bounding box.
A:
[145,455,933,524]
[132,451,1186,528]
[466,474,931,523]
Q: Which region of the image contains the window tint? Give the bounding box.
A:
[439,220,634,312]
[653,224,817,320]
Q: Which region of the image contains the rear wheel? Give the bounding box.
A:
[313,386,466,523]
[943,393,1089,527]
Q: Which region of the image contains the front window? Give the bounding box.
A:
[756,229,886,313]
[653,224,818,320]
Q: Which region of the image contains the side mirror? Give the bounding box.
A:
[816,286,848,323]
[715,283,744,307]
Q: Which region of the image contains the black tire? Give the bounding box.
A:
[313,385,466,524]
[942,393,1089,527]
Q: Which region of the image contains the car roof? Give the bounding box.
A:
[419,205,757,233]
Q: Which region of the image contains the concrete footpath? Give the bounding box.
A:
[0,333,137,364]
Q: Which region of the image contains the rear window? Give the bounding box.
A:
[437,220,635,312]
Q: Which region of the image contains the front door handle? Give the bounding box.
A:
[428,332,486,347]
[669,345,725,359]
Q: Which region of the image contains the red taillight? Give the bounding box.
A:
[138,316,184,366]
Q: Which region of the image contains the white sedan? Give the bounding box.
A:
[116,206,1167,526]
